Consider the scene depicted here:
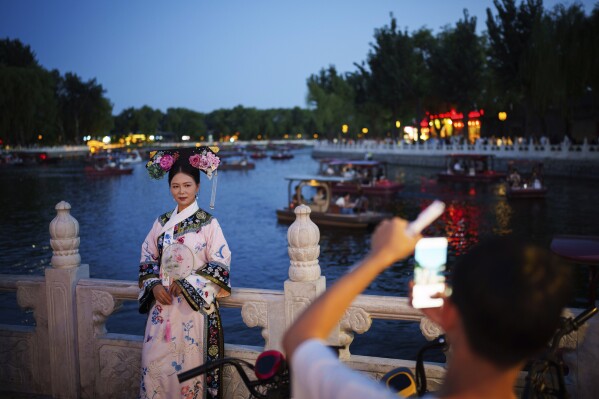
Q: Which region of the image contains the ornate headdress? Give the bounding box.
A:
[146,146,221,208]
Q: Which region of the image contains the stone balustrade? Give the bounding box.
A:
[0,202,597,398]
[314,139,599,160]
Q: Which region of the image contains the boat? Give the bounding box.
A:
[250,151,268,159]
[218,155,256,171]
[505,161,547,199]
[119,149,143,164]
[506,186,547,199]
[271,150,294,160]
[275,175,392,229]
[84,155,133,176]
[217,146,247,159]
[0,151,24,165]
[318,159,403,196]
[438,154,506,182]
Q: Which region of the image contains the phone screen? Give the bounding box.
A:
[412,237,448,308]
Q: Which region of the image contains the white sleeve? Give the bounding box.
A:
[291,340,399,399]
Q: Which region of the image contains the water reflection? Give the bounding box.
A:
[1,149,598,359]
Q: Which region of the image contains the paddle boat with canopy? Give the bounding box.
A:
[218,154,256,171]
[505,160,547,199]
[275,175,391,229]
[438,154,505,183]
[318,159,403,196]
[84,153,134,176]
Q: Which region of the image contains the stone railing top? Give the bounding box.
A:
[287,205,321,282]
[49,200,81,269]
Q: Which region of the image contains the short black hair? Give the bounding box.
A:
[168,159,200,185]
[450,236,573,368]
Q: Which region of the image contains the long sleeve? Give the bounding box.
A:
[138,220,162,313]
[204,217,231,297]
[179,216,231,313]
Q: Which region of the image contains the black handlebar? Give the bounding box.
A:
[415,334,447,397]
[178,357,255,384]
[569,306,598,332]
[178,351,290,399]
[550,306,598,351]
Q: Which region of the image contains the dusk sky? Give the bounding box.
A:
[1,0,595,114]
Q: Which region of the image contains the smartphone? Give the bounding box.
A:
[412,237,448,308]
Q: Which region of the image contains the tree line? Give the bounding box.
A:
[1,0,597,146]
[309,0,598,141]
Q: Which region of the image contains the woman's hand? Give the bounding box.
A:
[169,282,182,297]
[152,284,172,305]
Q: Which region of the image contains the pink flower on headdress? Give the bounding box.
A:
[206,152,220,169]
[189,154,202,169]
[198,155,211,170]
[159,154,175,170]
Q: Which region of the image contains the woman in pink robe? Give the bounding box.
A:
[139,147,230,399]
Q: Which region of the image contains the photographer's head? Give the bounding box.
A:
[449,236,573,368]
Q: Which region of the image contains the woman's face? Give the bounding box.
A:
[170,172,199,211]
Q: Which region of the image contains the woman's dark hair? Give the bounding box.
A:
[450,236,573,369]
[168,159,200,185]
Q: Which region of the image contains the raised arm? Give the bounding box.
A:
[282,218,420,359]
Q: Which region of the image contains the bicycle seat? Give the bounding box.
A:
[550,235,599,265]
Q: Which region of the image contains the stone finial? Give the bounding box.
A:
[287,205,321,281]
[49,201,81,269]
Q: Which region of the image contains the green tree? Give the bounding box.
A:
[135,106,163,135]
[205,109,232,140]
[590,5,599,102]
[429,10,485,112]
[0,38,39,68]
[549,3,594,136]
[162,108,206,139]
[345,67,389,138]
[363,16,435,134]
[57,73,113,143]
[113,107,140,136]
[486,0,544,135]
[0,38,58,145]
[306,66,355,138]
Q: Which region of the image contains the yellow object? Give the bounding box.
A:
[382,367,417,397]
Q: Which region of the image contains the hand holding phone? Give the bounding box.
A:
[412,237,448,308]
[408,201,448,309]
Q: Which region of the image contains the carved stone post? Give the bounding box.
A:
[283,205,340,346]
[46,201,89,398]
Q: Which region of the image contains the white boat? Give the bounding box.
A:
[120,149,143,164]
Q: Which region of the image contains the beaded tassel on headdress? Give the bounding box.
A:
[209,171,218,210]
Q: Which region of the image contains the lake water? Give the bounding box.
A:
[1,147,597,361]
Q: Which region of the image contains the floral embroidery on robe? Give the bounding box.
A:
[138,206,231,399]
